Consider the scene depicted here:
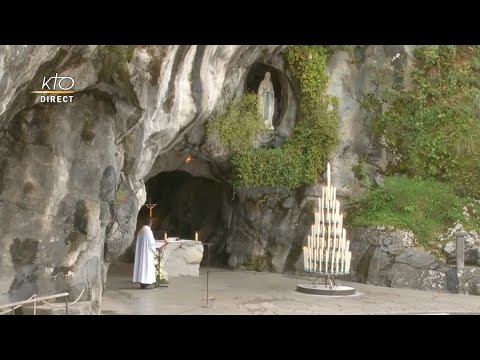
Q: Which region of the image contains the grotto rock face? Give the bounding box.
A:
[0,45,285,312]
[222,46,418,274]
[326,45,417,198]
[0,45,434,313]
[225,188,314,273]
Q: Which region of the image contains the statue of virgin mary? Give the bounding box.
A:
[257,72,275,130]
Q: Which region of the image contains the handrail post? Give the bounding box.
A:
[33,300,36,315]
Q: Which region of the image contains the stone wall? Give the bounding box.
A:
[350,227,480,295]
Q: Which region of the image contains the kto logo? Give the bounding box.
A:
[31,73,75,103]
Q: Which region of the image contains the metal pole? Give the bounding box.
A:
[65,296,69,315]
[33,301,36,315]
[206,244,210,307]
[202,243,214,308]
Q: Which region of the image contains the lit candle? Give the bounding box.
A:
[195,231,198,241]
[164,231,167,241]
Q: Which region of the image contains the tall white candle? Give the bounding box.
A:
[303,247,307,271]
[336,251,341,273]
[333,216,337,239]
[311,248,315,272]
[321,187,325,209]
[195,231,199,241]
[319,249,323,273]
[327,162,331,188]
[327,225,331,251]
[330,248,335,273]
[325,251,330,274]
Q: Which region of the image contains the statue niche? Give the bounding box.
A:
[257,72,275,130]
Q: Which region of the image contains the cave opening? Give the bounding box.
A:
[143,170,223,241]
[121,168,231,267]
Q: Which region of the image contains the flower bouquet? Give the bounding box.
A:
[155,248,169,287]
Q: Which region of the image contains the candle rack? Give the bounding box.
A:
[297,163,356,296]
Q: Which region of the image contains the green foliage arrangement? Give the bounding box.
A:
[349,176,480,245]
[206,93,266,153]
[374,45,480,198]
[230,46,340,189]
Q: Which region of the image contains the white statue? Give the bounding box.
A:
[257,72,275,130]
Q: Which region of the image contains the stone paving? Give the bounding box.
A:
[102,263,480,315]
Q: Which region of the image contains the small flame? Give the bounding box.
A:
[185,155,193,164]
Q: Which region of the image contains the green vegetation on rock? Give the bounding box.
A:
[229,46,340,189]
[206,93,266,153]
[374,45,480,198]
[348,176,480,245]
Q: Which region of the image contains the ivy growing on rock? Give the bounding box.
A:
[206,93,266,153]
[374,45,480,198]
[230,46,340,189]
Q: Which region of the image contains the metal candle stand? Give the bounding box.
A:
[201,243,215,308]
[297,162,356,296]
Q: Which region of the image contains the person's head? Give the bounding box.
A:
[265,72,271,80]
[144,217,152,227]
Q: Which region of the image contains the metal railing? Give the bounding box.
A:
[0,288,84,315]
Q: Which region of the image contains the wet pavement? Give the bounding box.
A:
[102,263,480,315]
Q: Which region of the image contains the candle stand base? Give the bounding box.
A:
[296,284,355,296]
[297,273,355,296]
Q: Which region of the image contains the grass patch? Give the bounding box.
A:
[348,176,480,245]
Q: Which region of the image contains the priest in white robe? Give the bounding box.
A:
[133,218,157,289]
